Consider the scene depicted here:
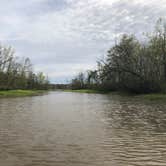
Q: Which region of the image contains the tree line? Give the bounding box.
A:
[0,45,49,90]
[71,19,166,93]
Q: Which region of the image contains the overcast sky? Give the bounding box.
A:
[0,0,166,83]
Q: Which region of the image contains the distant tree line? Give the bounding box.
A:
[0,45,49,90]
[71,19,166,93]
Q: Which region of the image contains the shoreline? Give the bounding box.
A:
[64,89,106,94]
[64,89,166,101]
[0,90,47,98]
[1,89,166,101]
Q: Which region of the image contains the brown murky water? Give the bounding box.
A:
[0,91,166,166]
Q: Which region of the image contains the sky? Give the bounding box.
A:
[0,0,166,83]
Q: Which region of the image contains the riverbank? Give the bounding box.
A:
[64,89,105,94]
[64,89,132,95]
[64,89,166,101]
[136,93,166,101]
[0,90,46,97]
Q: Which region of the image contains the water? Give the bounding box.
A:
[0,91,166,166]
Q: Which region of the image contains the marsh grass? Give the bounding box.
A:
[0,90,46,97]
[137,93,166,101]
[65,89,166,102]
[64,89,108,94]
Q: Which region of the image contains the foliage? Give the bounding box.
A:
[71,19,166,94]
[0,45,49,90]
[0,90,46,97]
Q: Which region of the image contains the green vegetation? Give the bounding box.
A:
[0,45,49,90]
[137,93,166,101]
[70,19,166,95]
[64,89,107,94]
[0,45,51,98]
[0,90,46,97]
[65,89,166,101]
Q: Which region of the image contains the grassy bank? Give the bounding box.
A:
[136,93,166,101]
[64,89,166,101]
[64,89,108,94]
[64,89,133,95]
[0,90,46,97]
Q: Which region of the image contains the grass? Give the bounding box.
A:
[3,89,164,101]
[64,89,108,94]
[64,89,166,101]
[137,93,166,101]
[0,90,46,97]
[64,89,135,95]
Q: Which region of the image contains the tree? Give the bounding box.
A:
[0,44,50,90]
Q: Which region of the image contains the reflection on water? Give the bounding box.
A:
[0,91,166,166]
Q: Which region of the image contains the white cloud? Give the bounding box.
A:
[0,0,166,83]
